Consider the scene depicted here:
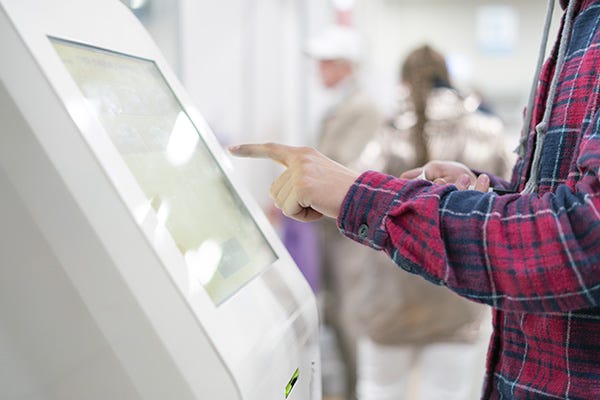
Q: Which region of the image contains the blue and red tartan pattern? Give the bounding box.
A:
[338,1,600,398]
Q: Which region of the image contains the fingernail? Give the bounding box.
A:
[228,145,240,153]
[458,174,470,187]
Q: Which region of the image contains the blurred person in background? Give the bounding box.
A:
[230,0,600,398]
[304,24,385,400]
[351,45,511,400]
[375,45,510,176]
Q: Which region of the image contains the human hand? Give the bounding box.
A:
[401,160,490,192]
[229,143,360,222]
[470,173,491,192]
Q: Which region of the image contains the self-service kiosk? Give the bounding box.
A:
[0,0,321,399]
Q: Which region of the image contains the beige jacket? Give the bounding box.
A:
[318,89,383,166]
[356,87,512,179]
[351,87,511,345]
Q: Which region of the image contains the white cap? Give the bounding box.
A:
[304,25,364,64]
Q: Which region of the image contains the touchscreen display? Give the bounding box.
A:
[51,38,277,305]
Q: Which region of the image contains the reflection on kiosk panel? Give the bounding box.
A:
[51,38,277,305]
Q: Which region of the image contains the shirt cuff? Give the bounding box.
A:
[336,170,409,250]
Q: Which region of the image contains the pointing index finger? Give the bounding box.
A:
[228,142,294,166]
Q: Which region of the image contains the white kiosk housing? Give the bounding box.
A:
[0,0,321,399]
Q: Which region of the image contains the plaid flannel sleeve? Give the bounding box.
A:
[337,113,600,314]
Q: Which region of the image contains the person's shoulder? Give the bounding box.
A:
[344,89,380,115]
[461,95,505,139]
[426,87,465,121]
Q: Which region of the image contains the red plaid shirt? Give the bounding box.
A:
[338,1,600,398]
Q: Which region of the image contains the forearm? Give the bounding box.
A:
[338,170,600,313]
